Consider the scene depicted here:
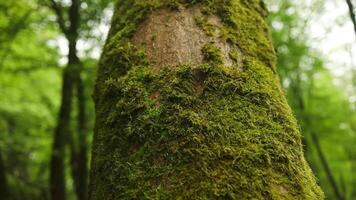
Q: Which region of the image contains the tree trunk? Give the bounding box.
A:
[311,132,344,200]
[49,0,88,199]
[89,0,324,199]
[50,64,74,200]
[69,69,88,200]
[0,150,9,200]
[72,66,89,200]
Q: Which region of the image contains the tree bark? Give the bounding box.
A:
[0,150,9,200]
[50,65,74,200]
[345,0,356,36]
[49,0,84,200]
[345,1,356,197]
[71,66,89,200]
[89,0,324,199]
[69,68,88,200]
[65,2,90,199]
[311,132,344,200]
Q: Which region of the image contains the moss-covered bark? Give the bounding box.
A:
[89,0,324,199]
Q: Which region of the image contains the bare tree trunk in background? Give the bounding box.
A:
[344,0,356,197]
[75,70,88,200]
[50,66,74,200]
[0,150,9,200]
[346,0,356,35]
[48,0,88,200]
[89,0,323,199]
[311,132,345,200]
[345,0,356,98]
[70,66,88,200]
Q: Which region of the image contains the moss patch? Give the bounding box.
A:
[89,0,324,199]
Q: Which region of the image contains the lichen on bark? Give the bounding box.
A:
[89,0,324,199]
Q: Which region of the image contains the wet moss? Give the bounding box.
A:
[89,0,324,199]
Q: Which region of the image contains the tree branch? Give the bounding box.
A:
[346,0,356,36]
[48,0,69,36]
[68,0,81,42]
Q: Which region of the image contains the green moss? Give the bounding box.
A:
[202,43,224,65]
[90,0,324,199]
[195,16,215,36]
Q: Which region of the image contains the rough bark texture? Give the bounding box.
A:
[89,0,324,199]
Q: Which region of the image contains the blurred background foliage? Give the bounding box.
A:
[0,0,355,199]
[269,0,356,199]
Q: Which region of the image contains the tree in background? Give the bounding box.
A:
[89,0,323,199]
[269,0,356,199]
[0,1,60,199]
[0,0,110,199]
[0,150,9,200]
[46,0,110,200]
[344,0,356,198]
[47,0,82,199]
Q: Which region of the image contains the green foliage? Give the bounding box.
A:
[0,0,108,199]
[0,1,61,199]
[0,68,60,200]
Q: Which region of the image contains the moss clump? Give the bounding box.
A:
[89,0,324,199]
[202,43,224,65]
[195,16,216,36]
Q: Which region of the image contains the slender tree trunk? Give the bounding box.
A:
[69,70,88,200]
[65,1,90,199]
[50,65,74,200]
[345,1,356,197]
[50,37,79,200]
[311,133,344,200]
[70,67,88,200]
[50,39,83,200]
[293,72,343,200]
[0,150,9,200]
[49,0,88,199]
[345,0,356,36]
[75,72,88,200]
[89,1,324,199]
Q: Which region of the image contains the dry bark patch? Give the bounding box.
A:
[132,6,237,70]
